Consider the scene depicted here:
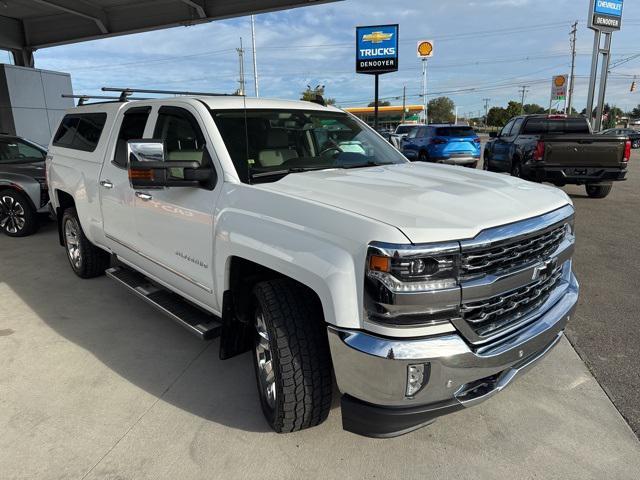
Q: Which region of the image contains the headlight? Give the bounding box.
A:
[366,242,460,293]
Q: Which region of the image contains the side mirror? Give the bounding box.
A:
[489,132,498,138]
[127,139,213,189]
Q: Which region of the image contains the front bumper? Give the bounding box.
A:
[328,273,579,438]
[430,155,479,166]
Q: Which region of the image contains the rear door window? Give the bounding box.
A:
[53,113,108,152]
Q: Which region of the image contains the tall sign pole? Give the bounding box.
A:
[417,41,434,125]
[587,0,624,131]
[251,15,259,97]
[356,25,399,130]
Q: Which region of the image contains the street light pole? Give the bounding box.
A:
[567,21,578,114]
[251,15,259,97]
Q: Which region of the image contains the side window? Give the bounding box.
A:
[510,118,524,136]
[113,107,151,168]
[407,127,419,139]
[500,119,516,137]
[52,113,107,152]
[0,139,45,163]
[153,107,206,165]
[418,127,429,138]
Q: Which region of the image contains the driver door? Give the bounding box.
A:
[490,119,516,171]
[132,104,221,309]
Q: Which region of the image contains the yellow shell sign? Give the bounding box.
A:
[417,40,434,58]
[554,76,566,87]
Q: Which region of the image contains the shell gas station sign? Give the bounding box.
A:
[551,74,569,101]
[417,40,434,58]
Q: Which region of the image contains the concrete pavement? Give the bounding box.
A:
[1,223,639,479]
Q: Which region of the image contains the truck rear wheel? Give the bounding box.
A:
[585,183,612,199]
[251,278,332,433]
[62,207,110,278]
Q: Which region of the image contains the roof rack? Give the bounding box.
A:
[62,94,149,106]
[101,87,241,101]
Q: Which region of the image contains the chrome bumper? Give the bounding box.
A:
[329,273,579,437]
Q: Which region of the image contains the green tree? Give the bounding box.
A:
[505,101,522,120]
[487,107,509,127]
[301,85,335,105]
[427,96,455,123]
[523,103,545,115]
[604,105,624,129]
[368,100,391,107]
[630,105,640,118]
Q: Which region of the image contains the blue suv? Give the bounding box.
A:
[401,125,481,168]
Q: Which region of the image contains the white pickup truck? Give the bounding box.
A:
[47,94,579,437]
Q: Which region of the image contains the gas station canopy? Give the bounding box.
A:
[0,0,335,66]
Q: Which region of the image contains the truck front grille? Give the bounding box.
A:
[460,267,562,339]
[461,223,566,278]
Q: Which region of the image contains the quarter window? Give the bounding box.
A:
[52,113,107,152]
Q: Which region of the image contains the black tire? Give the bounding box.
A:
[510,159,523,178]
[251,278,332,433]
[633,140,640,149]
[418,150,429,162]
[0,189,38,237]
[62,207,110,278]
[585,184,613,199]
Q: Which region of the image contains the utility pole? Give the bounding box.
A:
[483,98,490,125]
[567,21,578,114]
[519,86,529,115]
[236,38,246,96]
[401,85,407,123]
[251,15,259,97]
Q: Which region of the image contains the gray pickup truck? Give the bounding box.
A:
[484,115,630,199]
[0,134,49,236]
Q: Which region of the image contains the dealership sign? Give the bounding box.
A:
[356,24,399,74]
[589,0,624,31]
[551,75,569,101]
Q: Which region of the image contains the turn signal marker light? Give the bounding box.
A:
[369,255,391,272]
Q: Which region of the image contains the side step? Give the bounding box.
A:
[106,266,222,340]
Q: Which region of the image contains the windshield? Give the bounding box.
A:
[211,109,408,183]
[0,138,46,164]
[435,127,476,137]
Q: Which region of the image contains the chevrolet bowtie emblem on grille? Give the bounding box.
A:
[532,258,558,281]
[362,31,394,43]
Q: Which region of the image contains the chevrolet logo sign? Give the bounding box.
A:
[362,31,393,44]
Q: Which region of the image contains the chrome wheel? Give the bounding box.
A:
[64,217,82,270]
[254,309,277,410]
[0,195,26,234]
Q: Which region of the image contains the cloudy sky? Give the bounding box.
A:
[14,0,640,116]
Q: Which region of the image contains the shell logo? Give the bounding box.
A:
[554,76,566,87]
[417,41,434,58]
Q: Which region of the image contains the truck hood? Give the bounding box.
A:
[258,162,571,244]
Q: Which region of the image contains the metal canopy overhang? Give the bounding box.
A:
[0,0,338,66]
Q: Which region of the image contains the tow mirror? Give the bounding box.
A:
[489,132,498,138]
[127,139,212,189]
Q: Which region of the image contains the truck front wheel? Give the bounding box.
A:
[585,183,612,199]
[251,279,332,433]
[62,207,110,278]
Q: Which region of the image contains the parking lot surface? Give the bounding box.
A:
[1,154,639,479]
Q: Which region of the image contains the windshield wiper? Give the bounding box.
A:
[338,161,390,169]
[250,165,333,179]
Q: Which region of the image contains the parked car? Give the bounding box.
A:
[389,123,418,149]
[484,115,630,199]
[402,125,481,168]
[0,134,49,236]
[599,127,640,149]
[48,94,578,438]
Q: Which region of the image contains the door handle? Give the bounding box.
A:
[135,191,152,201]
[100,180,113,189]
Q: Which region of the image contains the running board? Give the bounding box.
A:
[106,266,222,340]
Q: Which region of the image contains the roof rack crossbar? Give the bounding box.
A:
[62,94,149,105]
[101,87,241,99]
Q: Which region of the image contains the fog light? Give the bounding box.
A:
[406,363,428,397]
